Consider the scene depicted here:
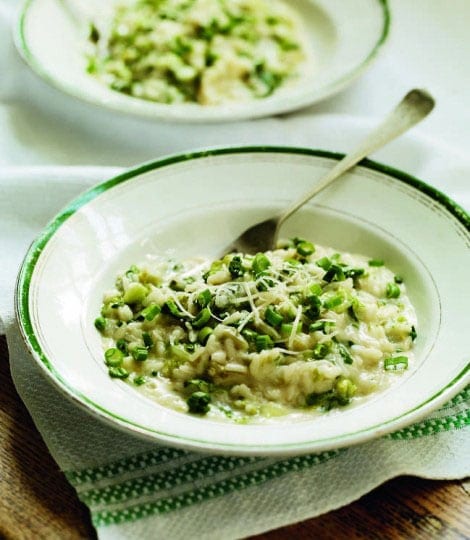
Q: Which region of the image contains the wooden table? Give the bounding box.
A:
[1,335,468,539]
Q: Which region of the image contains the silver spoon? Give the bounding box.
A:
[226,88,435,254]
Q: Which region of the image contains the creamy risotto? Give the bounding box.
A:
[86,0,309,105]
[95,238,417,422]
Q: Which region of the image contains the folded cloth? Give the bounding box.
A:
[1,126,469,540]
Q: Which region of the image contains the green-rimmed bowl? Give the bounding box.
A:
[15,0,389,122]
[15,147,470,455]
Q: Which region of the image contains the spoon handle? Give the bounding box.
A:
[278,89,435,228]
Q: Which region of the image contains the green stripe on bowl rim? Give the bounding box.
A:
[15,0,391,121]
[15,147,470,455]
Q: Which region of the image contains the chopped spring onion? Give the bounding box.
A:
[255,334,273,351]
[187,391,211,414]
[116,339,128,354]
[142,332,154,348]
[265,307,283,327]
[228,256,245,278]
[108,366,129,378]
[323,264,345,283]
[316,257,331,270]
[123,282,147,304]
[394,275,404,284]
[164,299,186,318]
[140,303,161,321]
[131,346,148,362]
[296,241,315,257]
[252,253,271,275]
[192,307,211,328]
[386,282,401,299]
[312,342,329,359]
[94,317,106,332]
[309,320,335,333]
[384,356,408,371]
[184,379,211,394]
[323,294,343,310]
[280,323,301,336]
[336,342,354,364]
[104,348,124,367]
[368,259,384,267]
[196,289,212,307]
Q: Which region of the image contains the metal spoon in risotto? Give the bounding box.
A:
[225,88,435,255]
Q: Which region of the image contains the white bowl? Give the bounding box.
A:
[16,147,470,455]
[15,0,390,122]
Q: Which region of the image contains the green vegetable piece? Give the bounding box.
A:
[228,255,245,278]
[309,320,335,334]
[252,253,271,276]
[312,342,330,359]
[256,270,275,291]
[125,264,139,277]
[323,294,343,310]
[196,289,212,307]
[335,378,357,404]
[394,275,404,284]
[123,282,147,304]
[108,366,129,379]
[203,260,223,281]
[198,326,213,345]
[131,346,148,362]
[142,332,154,348]
[94,317,106,332]
[141,303,161,321]
[305,295,322,319]
[192,307,211,328]
[116,339,128,354]
[184,379,211,394]
[280,323,301,336]
[384,356,408,371]
[323,264,345,283]
[336,342,354,364]
[255,334,273,351]
[104,348,124,367]
[164,300,185,319]
[344,267,365,279]
[285,258,301,267]
[410,325,417,341]
[316,257,331,270]
[296,241,315,257]
[368,259,384,267]
[89,23,100,43]
[242,328,259,342]
[187,391,211,414]
[134,375,146,386]
[309,283,322,296]
[265,307,283,327]
[386,282,401,299]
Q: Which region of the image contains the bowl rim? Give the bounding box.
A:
[15,146,470,455]
[14,0,391,122]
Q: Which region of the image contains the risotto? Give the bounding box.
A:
[95,239,417,422]
[86,0,309,105]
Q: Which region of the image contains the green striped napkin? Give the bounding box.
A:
[2,167,469,540]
